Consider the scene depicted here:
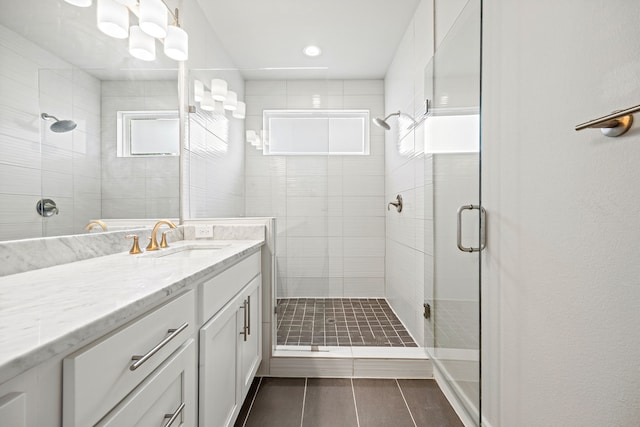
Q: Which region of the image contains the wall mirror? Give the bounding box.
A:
[0,0,180,241]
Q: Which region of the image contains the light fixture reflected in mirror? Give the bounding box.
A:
[200,92,215,111]
[194,80,204,103]
[97,0,129,39]
[211,79,228,102]
[139,0,168,38]
[129,25,156,61]
[223,91,238,111]
[233,102,246,119]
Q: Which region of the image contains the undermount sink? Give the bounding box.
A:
[139,243,232,258]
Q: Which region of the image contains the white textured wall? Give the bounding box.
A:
[384,0,434,347]
[245,79,385,298]
[0,25,101,241]
[101,80,179,219]
[482,1,640,425]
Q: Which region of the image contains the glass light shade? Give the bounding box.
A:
[200,92,215,111]
[246,130,257,144]
[129,26,156,61]
[164,25,188,61]
[97,0,129,39]
[65,0,92,7]
[139,0,167,39]
[232,102,246,119]
[223,90,238,111]
[194,80,204,103]
[211,79,228,102]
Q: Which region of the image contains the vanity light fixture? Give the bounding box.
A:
[139,0,168,39]
[303,45,322,57]
[164,23,188,61]
[129,25,156,61]
[200,92,215,111]
[194,80,204,103]
[233,102,246,119]
[223,90,238,111]
[66,0,189,62]
[211,79,228,102]
[97,0,129,39]
[65,0,92,7]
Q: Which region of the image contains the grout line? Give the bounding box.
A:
[300,377,308,427]
[395,379,417,427]
[350,378,361,427]
[241,377,263,427]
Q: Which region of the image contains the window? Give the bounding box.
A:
[117,110,179,157]
[263,110,370,155]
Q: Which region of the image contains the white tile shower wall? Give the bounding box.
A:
[384,0,434,347]
[245,79,385,298]
[0,25,101,241]
[101,80,179,219]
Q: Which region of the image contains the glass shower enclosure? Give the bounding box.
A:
[424,0,482,425]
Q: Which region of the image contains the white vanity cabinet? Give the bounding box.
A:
[199,253,262,427]
[63,290,196,427]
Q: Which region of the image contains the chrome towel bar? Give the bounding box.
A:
[575,104,640,137]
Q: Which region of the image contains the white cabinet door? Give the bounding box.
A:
[239,275,262,400]
[199,293,243,427]
[96,340,195,427]
[0,393,26,427]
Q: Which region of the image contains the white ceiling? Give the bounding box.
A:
[0,0,420,81]
[194,0,421,80]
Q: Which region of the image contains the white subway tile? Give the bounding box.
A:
[343,257,385,278]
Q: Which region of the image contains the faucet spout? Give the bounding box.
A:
[85,220,108,231]
[147,220,178,251]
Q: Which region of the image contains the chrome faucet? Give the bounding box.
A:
[147,220,177,251]
[85,220,108,231]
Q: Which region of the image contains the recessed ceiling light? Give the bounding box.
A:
[303,45,322,57]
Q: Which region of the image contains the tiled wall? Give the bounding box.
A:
[101,80,180,219]
[0,24,101,241]
[244,79,385,298]
[384,0,435,347]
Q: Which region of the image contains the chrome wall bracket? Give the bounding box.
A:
[575,104,640,137]
[387,194,403,213]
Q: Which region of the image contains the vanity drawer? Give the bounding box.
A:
[96,340,195,427]
[63,290,195,427]
[201,251,260,322]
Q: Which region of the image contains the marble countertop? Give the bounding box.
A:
[0,239,263,384]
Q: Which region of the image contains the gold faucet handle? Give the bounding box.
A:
[160,231,172,248]
[126,235,142,254]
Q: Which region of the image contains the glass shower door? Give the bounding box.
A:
[424,0,482,424]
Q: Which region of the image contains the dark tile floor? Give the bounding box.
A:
[235,377,464,427]
[276,298,418,347]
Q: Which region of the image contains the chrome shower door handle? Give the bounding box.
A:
[457,204,486,253]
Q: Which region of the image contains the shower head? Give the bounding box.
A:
[372,111,401,130]
[41,113,77,133]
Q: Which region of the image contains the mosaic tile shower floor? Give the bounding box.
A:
[276,298,417,347]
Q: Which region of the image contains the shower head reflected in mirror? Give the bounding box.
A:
[372,111,401,130]
[41,113,77,133]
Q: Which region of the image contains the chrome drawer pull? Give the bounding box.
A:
[247,295,251,336]
[163,402,185,427]
[239,300,248,341]
[130,322,189,371]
